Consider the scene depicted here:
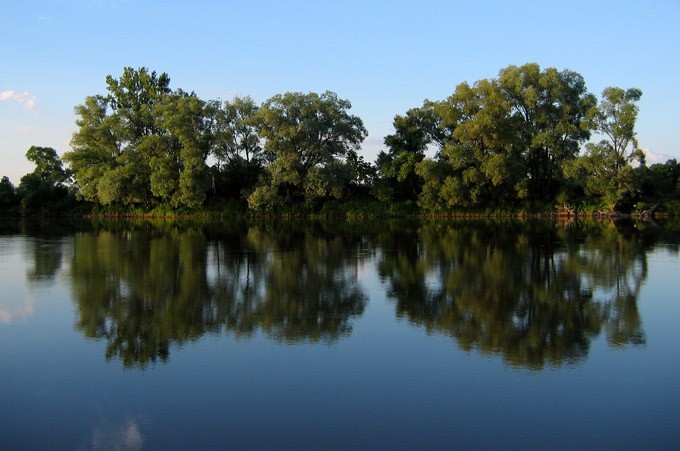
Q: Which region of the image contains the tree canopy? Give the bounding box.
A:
[4,63,678,217]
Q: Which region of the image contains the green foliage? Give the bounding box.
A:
[16,146,76,215]
[377,220,647,369]
[249,91,367,208]
[66,68,214,210]
[373,104,440,202]
[25,146,70,185]
[638,159,680,199]
[568,87,644,211]
[21,64,677,217]
[411,64,595,212]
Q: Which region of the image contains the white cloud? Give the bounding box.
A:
[642,148,672,165]
[0,90,37,110]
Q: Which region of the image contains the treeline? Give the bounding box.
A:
[2,63,679,217]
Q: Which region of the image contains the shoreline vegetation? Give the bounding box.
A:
[2,63,679,220]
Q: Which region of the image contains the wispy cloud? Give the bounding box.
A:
[0,90,37,110]
[642,148,672,165]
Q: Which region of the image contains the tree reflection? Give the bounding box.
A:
[70,221,367,367]
[68,217,671,370]
[377,220,650,370]
[21,219,89,283]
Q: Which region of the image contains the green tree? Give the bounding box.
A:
[104,66,171,140]
[155,93,215,207]
[639,159,680,199]
[374,104,439,202]
[214,96,262,166]
[412,64,596,211]
[211,96,264,200]
[66,67,173,207]
[248,91,367,209]
[25,146,70,185]
[498,64,595,200]
[17,146,72,215]
[420,78,523,209]
[66,68,219,209]
[64,95,125,202]
[577,87,644,211]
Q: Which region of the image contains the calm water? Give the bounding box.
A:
[1,218,679,450]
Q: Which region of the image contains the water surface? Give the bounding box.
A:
[1,219,679,449]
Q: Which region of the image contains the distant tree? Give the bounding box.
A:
[214,96,262,166]
[0,176,19,214]
[248,91,367,209]
[17,147,72,215]
[638,159,680,200]
[25,146,70,185]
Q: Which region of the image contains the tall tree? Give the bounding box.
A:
[594,87,643,168]
[414,63,596,210]
[65,67,173,206]
[576,87,644,211]
[214,96,262,166]
[211,96,264,200]
[66,68,217,208]
[497,63,595,200]
[104,66,171,141]
[64,95,124,202]
[248,91,367,209]
[156,93,215,207]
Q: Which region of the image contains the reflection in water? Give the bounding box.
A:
[61,218,676,370]
[70,221,368,367]
[0,296,34,324]
[377,220,649,370]
[82,417,144,451]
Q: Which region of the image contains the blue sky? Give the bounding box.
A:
[2,0,679,184]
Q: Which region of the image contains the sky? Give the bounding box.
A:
[2,0,679,184]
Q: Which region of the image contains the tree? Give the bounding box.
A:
[577,87,644,211]
[423,78,523,209]
[211,96,264,200]
[104,66,171,140]
[16,174,66,216]
[248,91,367,209]
[25,146,70,185]
[0,176,19,214]
[214,96,262,166]
[66,67,173,207]
[17,146,73,215]
[66,68,218,209]
[155,93,215,207]
[594,87,644,168]
[497,64,595,200]
[64,95,124,202]
[374,104,438,202]
[399,64,596,211]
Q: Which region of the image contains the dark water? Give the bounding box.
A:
[1,218,679,450]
